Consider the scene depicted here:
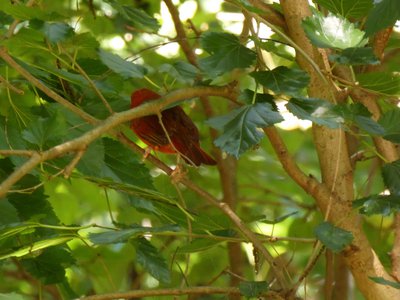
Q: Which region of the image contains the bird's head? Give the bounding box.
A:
[130,88,161,108]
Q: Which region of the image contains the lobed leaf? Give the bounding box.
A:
[315,0,373,18]
[356,72,400,96]
[353,195,400,216]
[98,49,147,79]
[286,97,343,128]
[365,0,400,36]
[382,160,400,195]
[251,67,310,97]
[199,32,256,76]
[379,109,400,143]
[329,47,379,65]
[132,237,171,284]
[302,12,367,49]
[315,222,353,253]
[208,103,283,158]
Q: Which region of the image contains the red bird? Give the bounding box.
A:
[130,88,216,166]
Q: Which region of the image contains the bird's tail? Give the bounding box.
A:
[183,144,217,166]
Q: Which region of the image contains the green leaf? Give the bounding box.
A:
[365,0,400,36]
[208,103,283,158]
[0,293,28,300]
[357,72,400,96]
[369,276,400,289]
[103,138,153,189]
[132,237,171,284]
[22,110,67,149]
[107,0,160,32]
[98,49,147,79]
[199,32,256,76]
[89,224,179,245]
[286,97,343,128]
[239,89,277,109]
[260,211,298,225]
[0,236,74,260]
[233,0,267,14]
[43,22,74,43]
[178,239,223,253]
[239,281,269,297]
[0,2,50,20]
[335,103,385,135]
[315,222,353,253]
[382,160,400,195]
[76,139,105,177]
[329,47,379,65]
[21,247,74,284]
[258,39,295,61]
[302,12,367,49]
[250,67,310,97]
[379,109,400,142]
[353,195,400,216]
[159,62,199,84]
[0,222,37,242]
[7,175,59,224]
[315,0,373,18]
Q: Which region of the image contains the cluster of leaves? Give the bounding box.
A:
[0,0,399,298]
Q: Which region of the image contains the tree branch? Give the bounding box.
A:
[0,85,237,199]
[80,286,284,300]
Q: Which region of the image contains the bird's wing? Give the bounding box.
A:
[132,115,170,147]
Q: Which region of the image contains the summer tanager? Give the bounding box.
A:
[130,88,216,166]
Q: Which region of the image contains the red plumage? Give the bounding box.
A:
[130,88,216,166]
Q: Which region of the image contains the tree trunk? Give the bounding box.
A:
[280,1,400,299]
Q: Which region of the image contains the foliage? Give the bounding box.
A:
[0,0,399,299]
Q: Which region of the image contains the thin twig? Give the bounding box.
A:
[0,150,35,157]
[63,148,86,178]
[0,74,24,95]
[61,46,114,114]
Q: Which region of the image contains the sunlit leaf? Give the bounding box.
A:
[286,97,343,128]
[0,293,28,300]
[315,222,353,252]
[208,103,283,158]
[251,67,310,97]
[302,12,367,49]
[0,236,74,260]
